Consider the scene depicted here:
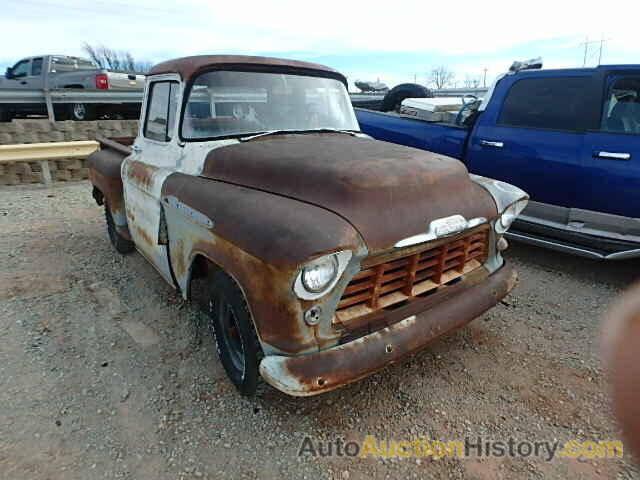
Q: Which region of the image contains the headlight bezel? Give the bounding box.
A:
[293,250,352,300]
[495,198,529,234]
[301,255,339,293]
[469,174,529,234]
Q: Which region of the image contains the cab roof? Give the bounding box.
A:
[148,55,346,85]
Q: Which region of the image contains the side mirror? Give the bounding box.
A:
[5,67,13,79]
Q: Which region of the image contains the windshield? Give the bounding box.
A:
[182,70,359,140]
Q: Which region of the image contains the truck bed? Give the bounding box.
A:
[355,108,470,159]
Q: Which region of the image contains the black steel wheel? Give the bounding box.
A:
[69,103,96,121]
[105,204,135,254]
[207,270,261,396]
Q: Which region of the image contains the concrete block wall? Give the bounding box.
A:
[0,119,139,145]
[0,159,90,185]
[0,119,139,186]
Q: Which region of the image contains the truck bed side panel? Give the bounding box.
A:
[355,108,467,160]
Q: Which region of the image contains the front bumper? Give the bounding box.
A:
[259,263,517,396]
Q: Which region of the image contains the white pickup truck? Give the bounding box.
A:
[0,55,145,121]
[86,54,525,396]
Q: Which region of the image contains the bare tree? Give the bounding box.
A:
[464,75,481,88]
[429,66,456,90]
[82,42,152,72]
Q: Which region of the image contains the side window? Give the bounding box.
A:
[600,75,640,135]
[497,77,590,131]
[144,81,179,142]
[31,58,43,76]
[11,60,30,78]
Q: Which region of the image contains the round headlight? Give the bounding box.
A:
[496,199,528,234]
[301,255,339,293]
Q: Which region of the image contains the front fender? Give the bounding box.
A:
[161,173,366,355]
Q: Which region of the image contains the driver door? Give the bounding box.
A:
[5,59,34,88]
[122,78,181,284]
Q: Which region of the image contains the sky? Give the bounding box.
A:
[2,0,638,91]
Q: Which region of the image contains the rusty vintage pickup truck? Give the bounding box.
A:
[87,55,528,396]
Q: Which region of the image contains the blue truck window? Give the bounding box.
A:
[497,77,589,132]
[601,75,640,134]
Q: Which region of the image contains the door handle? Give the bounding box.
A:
[594,151,631,160]
[480,140,504,148]
[20,81,27,85]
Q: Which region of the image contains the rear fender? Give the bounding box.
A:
[87,147,131,239]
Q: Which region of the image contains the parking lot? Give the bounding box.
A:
[1,181,639,480]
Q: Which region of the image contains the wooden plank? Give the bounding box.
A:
[0,141,99,164]
[403,253,420,296]
[368,264,386,309]
[337,290,372,309]
[433,241,449,284]
[458,235,472,272]
[343,280,374,296]
[334,264,489,330]
[361,224,490,268]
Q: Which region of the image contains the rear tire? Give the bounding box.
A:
[69,103,95,121]
[207,270,261,396]
[381,83,433,112]
[105,204,135,254]
[0,107,11,123]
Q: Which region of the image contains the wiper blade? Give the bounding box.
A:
[239,130,291,142]
[314,128,360,136]
[239,128,360,142]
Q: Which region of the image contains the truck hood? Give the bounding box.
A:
[200,133,497,252]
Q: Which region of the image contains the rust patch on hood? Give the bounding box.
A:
[201,134,497,252]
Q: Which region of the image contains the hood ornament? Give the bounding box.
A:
[394,215,486,248]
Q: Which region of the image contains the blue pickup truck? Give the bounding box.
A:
[356,63,640,260]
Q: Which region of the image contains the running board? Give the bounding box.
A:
[505,231,640,261]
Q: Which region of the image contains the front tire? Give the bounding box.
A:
[207,270,261,396]
[105,204,135,254]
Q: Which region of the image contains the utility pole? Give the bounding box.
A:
[583,35,589,67]
[598,37,604,65]
[580,36,607,66]
[482,68,487,88]
[598,35,611,65]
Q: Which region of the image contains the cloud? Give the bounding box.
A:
[2,0,638,82]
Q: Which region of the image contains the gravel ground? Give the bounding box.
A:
[1,181,639,480]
